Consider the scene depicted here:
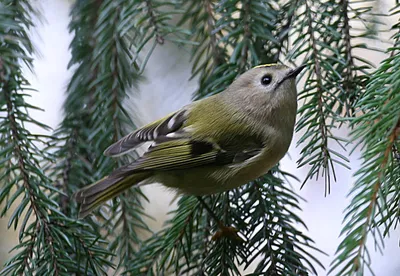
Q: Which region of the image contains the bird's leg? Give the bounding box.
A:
[196,196,243,242]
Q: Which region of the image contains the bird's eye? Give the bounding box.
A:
[261,75,272,86]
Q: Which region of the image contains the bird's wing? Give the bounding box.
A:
[104,109,188,157]
[108,139,262,177]
[75,139,260,217]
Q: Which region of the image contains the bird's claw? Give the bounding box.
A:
[212,225,244,242]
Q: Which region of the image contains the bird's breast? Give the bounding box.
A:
[227,150,280,185]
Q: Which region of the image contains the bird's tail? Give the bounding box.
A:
[74,172,150,218]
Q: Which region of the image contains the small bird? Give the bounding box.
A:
[74,64,305,218]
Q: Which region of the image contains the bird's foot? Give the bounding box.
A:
[212,224,244,242]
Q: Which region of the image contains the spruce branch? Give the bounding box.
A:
[122,0,190,73]
[292,0,376,193]
[341,0,357,115]
[218,0,285,70]
[127,2,325,275]
[274,0,299,64]
[88,0,152,270]
[51,0,191,272]
[51,0,104,218]
[306,0,334,193]
[49,0,152,272]
[202,193,249,276]
[330,6,400,274]
[237,0,251,71]
[295,0,338,193]
[239,170,324,275]
[393,144,400,164]
[127,196,207,275]
[179,0,228,98]
[3,0,395,274]
[0,1,111,274]
[144,0,166,45]
[331,119,400,275]
[183,0,291,99]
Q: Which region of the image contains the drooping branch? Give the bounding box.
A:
[144,0,165,44]
[331,10,400,273]
[203,0,222,66]
[0,2,112,274]
[355,119,400,270]
[340,0,356,114]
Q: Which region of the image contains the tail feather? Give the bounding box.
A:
[74,172,150,218]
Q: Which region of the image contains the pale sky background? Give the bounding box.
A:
[1,0,400,275]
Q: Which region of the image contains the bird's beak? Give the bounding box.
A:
[277,65,307,87]
[286,64,307,79]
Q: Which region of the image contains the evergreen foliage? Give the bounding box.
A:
[292,0,376,194]
[0,0,399,275]
[330,4,400,275]
[0,1,112,274]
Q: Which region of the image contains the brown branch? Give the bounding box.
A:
[385,25,400,171]
[60,1,103,213]
[4,82,41,222]
[275,0,299,63]
[175,207,196,246]
[53,221,98,262]
[3,72,59,274]
[340,0,357,115]
[203,0,222,66]
[239,0,251,71]
[305,0,332,194]
[22,224,37,273]
[0,0,62,271]
[60,130,78,214]
[109,6,136,262]
[353,118,400,271]
[111,8,122,144]
[144,0,164,44]
[393,145,400,165]
[4,90,34,214]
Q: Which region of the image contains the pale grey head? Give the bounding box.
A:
[227,64,304,96]
[222,64,306,123]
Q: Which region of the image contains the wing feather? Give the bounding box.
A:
[104,109,188,157]
[107,139,261,177]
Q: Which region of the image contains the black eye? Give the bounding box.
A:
[261,74,272,86]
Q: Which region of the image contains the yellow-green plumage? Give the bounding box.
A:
[74,64,305,218]
[75,173,150,218]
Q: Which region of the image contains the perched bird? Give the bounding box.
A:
[74,64,305,218]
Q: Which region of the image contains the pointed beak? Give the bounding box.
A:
[277,64,307,87]
[287,64,307,79]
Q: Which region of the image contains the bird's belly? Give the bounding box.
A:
[154,167,232,195]
[226,150,280,188]
[155,148,283,195]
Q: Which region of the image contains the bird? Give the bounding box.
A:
[74,63,305,219]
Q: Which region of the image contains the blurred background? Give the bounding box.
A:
[1,0,399,275]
